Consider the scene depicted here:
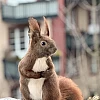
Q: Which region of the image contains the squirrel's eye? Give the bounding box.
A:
[40,41,47,46]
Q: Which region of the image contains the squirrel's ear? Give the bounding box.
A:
[28,17,41,37]
[43,17,49,36]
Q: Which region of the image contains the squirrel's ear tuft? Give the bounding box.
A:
[43,16,49,36]
[28,17,41,35]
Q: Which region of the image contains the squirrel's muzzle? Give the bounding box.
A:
[48,46,57,54]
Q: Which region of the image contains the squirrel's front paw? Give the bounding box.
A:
[41,69,53,78]
[34,72,42,79]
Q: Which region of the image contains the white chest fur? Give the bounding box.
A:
[28,57,48,100]
[33,57,48,72]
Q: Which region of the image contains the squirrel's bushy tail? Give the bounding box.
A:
[58,76,83,100]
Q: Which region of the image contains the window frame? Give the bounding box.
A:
[9,27,29,58]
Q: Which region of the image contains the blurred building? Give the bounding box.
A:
[0,0,65,98]
[65,0,100,99]
[0,0,100,99]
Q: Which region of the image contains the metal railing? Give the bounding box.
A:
[2,0,58,22]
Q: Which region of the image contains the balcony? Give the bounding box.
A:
[2,0,58,23]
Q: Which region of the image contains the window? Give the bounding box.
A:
[85,34,93,49]
[9,30,15,51]
[3,59,19,80]
[19,29,25,50]
[9,27,29,58]
[66,34,81,52]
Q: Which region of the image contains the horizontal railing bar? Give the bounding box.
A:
[2,0,58,21]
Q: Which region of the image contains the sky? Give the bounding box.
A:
[7,0,36,5]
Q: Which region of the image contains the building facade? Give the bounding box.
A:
[65,0,100,98]
[0,0,65,98]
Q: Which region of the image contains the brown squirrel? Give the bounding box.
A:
[18,17,83,100]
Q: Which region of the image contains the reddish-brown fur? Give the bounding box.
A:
[59,76,83,100]
[18,17,83,100]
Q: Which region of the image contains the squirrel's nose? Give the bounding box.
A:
[54,47,57,52]
[49,47,57,54]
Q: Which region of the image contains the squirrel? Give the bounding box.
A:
[18,17,83,100]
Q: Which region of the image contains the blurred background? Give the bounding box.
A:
[0,0,100,99]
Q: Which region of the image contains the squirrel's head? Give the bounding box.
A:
[28,17,57,58]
